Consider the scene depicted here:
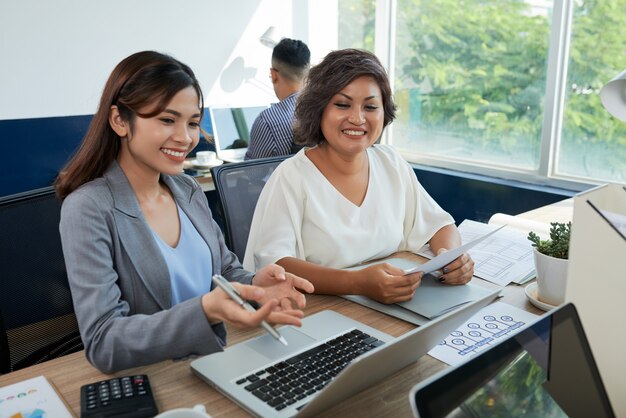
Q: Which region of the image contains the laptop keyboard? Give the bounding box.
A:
[234,329,385,411]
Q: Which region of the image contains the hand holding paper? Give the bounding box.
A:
[404,225,506,275]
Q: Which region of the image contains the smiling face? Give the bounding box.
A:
[320,76,384,158]
[113,86,201,178]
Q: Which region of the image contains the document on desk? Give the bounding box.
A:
[404,224,506,275]
[428,301,538,366]
[0,375,73,417]
[344,258,499,325]
[417,220,536,286]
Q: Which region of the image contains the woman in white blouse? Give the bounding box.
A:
[244,49,474,304]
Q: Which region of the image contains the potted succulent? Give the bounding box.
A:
[527,222,571,306]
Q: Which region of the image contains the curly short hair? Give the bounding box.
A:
[293,49,396,146]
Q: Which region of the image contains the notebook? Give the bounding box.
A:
[344,258,499,325]
[191,288,500,417]
[410,303,615,418]
[208,105,268,162]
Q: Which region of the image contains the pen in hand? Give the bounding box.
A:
[212,274,288,346]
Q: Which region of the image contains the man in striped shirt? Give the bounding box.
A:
[245,38,310,160]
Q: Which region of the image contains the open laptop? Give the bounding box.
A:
[191,289,500,417]
[209,105,268,162]
[410,303,615,418]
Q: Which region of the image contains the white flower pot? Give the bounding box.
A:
[533,248,568,306]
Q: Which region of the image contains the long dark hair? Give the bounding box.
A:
[293,49,396,146]
[55,51,204,200]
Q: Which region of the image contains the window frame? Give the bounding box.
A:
[376,0,607,192]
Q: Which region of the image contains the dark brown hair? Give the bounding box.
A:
[55,51,204,200]
[293,49,396,146]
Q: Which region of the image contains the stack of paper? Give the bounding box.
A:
[418,219,537,286]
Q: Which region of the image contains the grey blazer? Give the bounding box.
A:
[60,161,253,373]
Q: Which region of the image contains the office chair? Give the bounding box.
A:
[0,187,83,373]
[211,156,289,262]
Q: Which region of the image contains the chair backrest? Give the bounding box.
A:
[0,187,83,373]
[211,156,289,262]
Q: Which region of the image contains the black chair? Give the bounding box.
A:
[210,156,290,262]
[0,187,83,373]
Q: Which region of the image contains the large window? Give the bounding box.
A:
[338,0,376,51]
[338,0,626,187]
[392,0,551,172]
[556,0,626,183]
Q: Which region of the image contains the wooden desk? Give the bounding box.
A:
[1,200,574,417]
[0,271,542,417]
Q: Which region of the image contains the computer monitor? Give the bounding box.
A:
[209,105,268,162]
[410,303,614,418]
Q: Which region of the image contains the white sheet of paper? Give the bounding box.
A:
[0,375,73,417]
[404,224,506,275]
[427,301,539,366]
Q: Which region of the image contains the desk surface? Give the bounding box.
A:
[0,201,572,417]
[0,267,541,417]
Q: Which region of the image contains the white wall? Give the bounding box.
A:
[0,0,338,120]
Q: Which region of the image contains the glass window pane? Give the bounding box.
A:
[392,0,552,170]
[338,0,376,51]
[557,0,626,183]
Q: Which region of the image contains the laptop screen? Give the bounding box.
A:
[209,105,268,160]
[411,303,614,418]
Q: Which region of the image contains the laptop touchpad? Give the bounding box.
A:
[244,326,315,360]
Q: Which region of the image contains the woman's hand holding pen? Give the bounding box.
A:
[353,263,422,305]
[436,248,474,285]
[201,282,305,328]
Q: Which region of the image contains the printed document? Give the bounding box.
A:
[418,220,536,286]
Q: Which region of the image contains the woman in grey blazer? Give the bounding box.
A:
[55,51,313,373]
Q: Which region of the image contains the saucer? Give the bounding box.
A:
[190,159,223,169]
[524,282,557,312]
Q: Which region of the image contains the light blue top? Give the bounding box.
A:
[151,205,213,305]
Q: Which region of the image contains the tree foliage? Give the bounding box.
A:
[396,0,550,148]
[339,0,626,180]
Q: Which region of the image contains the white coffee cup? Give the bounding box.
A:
[195,151,216,165]
[155,404,212,418]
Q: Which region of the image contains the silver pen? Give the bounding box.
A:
[212,274,288,346]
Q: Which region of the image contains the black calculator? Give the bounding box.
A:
[80,374,158,418]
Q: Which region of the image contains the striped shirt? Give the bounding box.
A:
[244,93,298,160]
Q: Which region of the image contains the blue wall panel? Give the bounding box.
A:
[0,110,214,197]
[414,165,576,224]
[0,115,92,196]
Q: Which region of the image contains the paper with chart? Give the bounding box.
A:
[0,375,73,418]
[428,301,538,366]
[418,220,536,286]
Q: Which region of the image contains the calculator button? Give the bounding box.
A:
[81,374,157,418]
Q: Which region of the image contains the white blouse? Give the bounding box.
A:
[243,144,454,271]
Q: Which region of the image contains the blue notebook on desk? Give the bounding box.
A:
[344,258,499,325]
